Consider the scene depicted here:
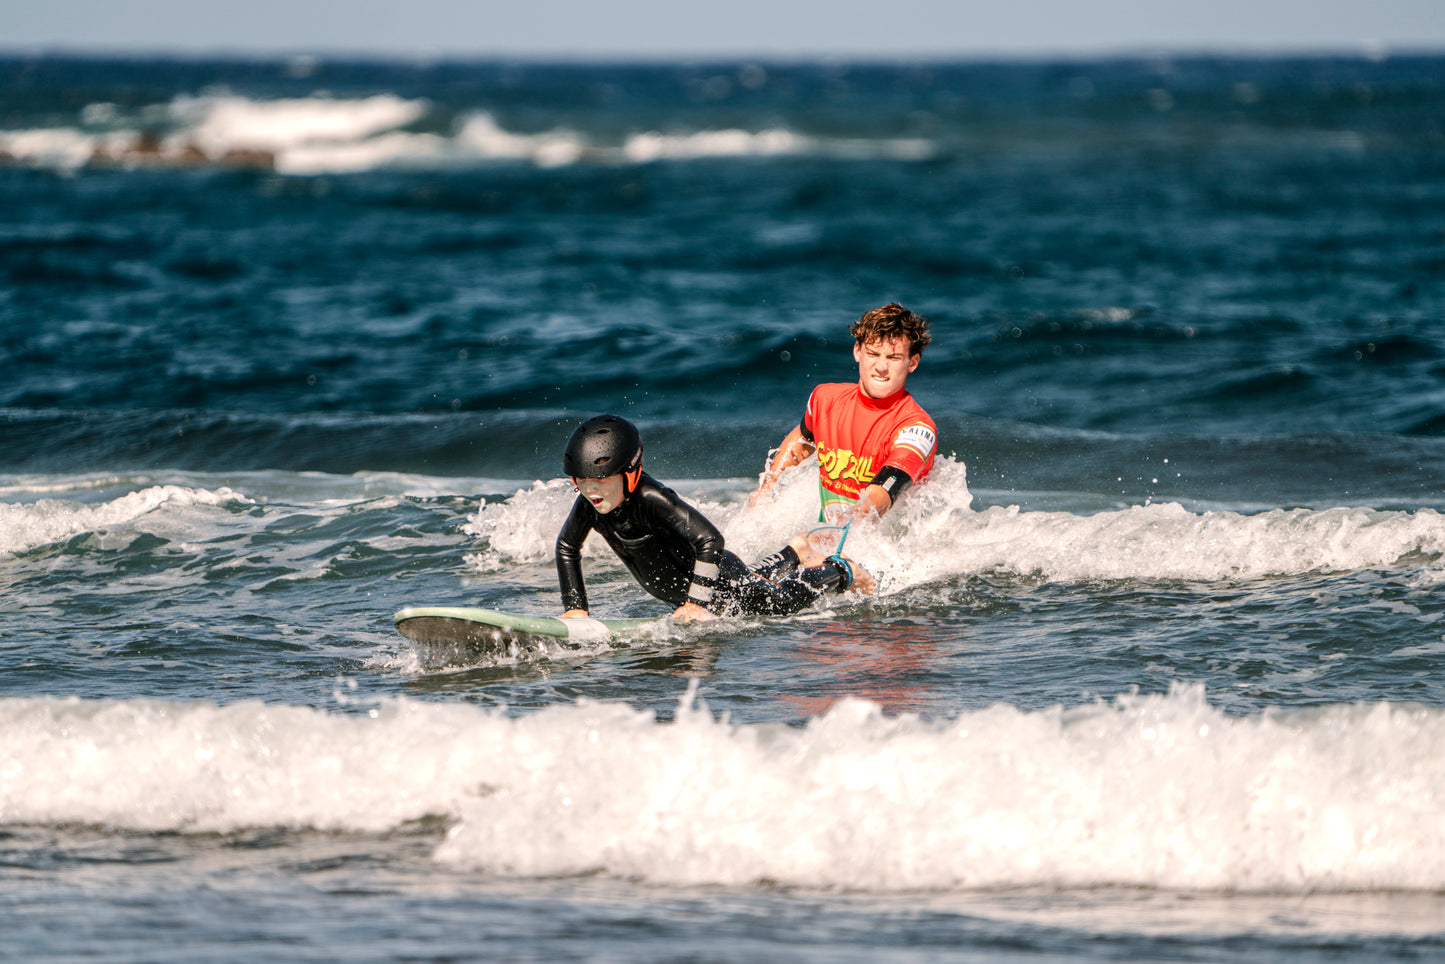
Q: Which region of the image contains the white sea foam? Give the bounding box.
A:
[1,685,1441,893]
[455,112,588,167]
[623,127,809,162]
[0,126,118,169]
[272,129,453,175]
[172,93,428,154]
[463,457,1445,594]
[0,93,935,173]
[463,479,579,570]
[0,485,245,557]
[622,127,932,162]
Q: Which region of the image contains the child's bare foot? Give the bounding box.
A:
[672,601,716,623]
[789,533,827,569]
[841,556,875,595]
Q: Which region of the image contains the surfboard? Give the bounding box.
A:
[393,606,662,666]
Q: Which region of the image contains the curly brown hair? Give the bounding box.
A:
[849,303,932,357]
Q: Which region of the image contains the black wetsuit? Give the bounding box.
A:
[555,472,850,617]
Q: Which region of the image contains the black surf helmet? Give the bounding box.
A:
[563,415,643,492]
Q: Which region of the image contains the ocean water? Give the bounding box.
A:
[2,52,1445,961]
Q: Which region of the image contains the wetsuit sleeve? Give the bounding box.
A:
[555,496,594,613]
[639,485,728,608]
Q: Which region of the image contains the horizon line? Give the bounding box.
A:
[3,41,1442,66]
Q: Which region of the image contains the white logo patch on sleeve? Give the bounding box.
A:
[895,424,937,458]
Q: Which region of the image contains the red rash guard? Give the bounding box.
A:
[800,382,937,524]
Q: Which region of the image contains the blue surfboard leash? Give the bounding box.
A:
[808,521,854,588]
[806,521,851,557]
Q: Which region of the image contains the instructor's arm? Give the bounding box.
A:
[748,425,816,506]
[852,483,894,520]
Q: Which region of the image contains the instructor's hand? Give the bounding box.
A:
[560,609,589,618]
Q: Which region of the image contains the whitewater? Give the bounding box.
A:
[4,680,1443,894]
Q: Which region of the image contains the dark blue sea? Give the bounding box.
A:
[2,53,1445,961]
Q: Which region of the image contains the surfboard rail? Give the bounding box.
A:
[393,605,662,666]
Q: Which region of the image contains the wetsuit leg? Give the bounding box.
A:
[797,558,852,595]
[751,544,800,581]
[715,551,852,617]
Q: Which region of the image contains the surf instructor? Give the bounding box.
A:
[748,302,937,567]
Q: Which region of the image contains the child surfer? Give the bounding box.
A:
[555,414,873,622]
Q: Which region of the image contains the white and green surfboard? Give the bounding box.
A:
[393,605,661,664]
